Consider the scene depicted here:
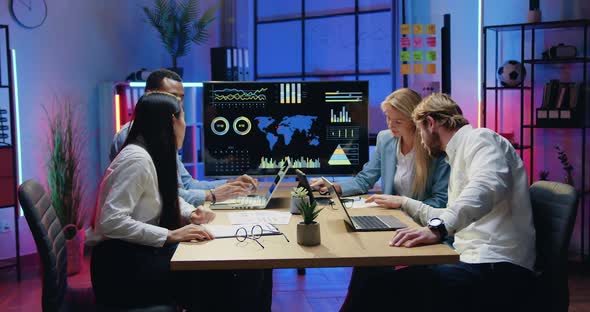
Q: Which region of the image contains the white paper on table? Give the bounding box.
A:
[203,223,280,238]
[341,196,381,208]
[227,211,292,225]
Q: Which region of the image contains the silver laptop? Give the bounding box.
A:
[209,158,292,209]
[322,177,406,231]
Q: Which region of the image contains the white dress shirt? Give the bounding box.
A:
[87,144,196,248]
[401,125,536,271]
[393,143,415,198]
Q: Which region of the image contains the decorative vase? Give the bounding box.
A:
[66,229,85,276]
[297,222,321,246]
[168,67,184,78]
[527,9,541,23]
[290,196,309,214]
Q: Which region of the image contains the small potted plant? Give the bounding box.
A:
[143,0,221,77]
[290,186,309,214]
[555,145,574,186]
[297,199,323,246]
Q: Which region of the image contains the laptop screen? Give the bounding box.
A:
[263,158,291,200]
[321,177,355,223]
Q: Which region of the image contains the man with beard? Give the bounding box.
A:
[349,93,536,312]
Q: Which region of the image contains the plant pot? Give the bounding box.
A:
[290,196,309,214]
[168,67,184,78]
[297,222,321,246]
[527,9,541,23]
[66,229,85,276]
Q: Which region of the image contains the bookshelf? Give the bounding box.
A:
[0,25,21,280]
[98,82,205,180]
[482,19,589,260]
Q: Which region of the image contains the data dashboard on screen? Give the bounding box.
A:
[203,81,369,177]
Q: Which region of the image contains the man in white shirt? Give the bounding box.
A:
[348,93,536,312]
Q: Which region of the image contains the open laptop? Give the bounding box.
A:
[209,158,292,209]
[294,169,333,205]
[321,177,407,231]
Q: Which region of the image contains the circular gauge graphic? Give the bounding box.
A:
[211,117,230,135]
[233,116,252,136]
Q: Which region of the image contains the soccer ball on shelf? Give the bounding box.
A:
[496,60,527,87]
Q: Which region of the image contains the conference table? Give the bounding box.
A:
[171,183,459,271]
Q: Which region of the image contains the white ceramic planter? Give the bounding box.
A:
[290,196,309,214]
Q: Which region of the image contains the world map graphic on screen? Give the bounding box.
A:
[255,115,320,151]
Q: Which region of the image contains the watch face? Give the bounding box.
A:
[429,218,442,227]
[11,0,48,29]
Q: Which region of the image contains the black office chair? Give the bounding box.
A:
[18,179,177,312]
[530,181,578,312]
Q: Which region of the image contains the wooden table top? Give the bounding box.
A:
[171,184,459,271]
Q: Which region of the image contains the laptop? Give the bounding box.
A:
[321,177,407,231]
[294,169,333,205]
[209,158,292,209]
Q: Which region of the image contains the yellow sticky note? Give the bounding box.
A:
[426,24,436,35]
[426,63,436,74]
[414,64,424,74]
[401,24,410,35]
[413,24,423,35]
[400,51,411,62]
[401,64,411,75]
[413,51,423,62]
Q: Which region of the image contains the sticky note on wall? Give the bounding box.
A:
[400,37,411,48]
[401,64,411,75]
[413,51,423,62]
[426,37,437,47]
[400,51,411,62]
[426,64,436,74]
[426,51,437,61]
[426,24,436,35]
[413,37,423,48]
[401,24,410,35]
[413,24,423,34]
[414,64,424,74]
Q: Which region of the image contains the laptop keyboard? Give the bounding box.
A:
[351,215,387,229]
[235,196,265,208]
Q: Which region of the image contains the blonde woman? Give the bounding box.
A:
[311,88,449,207]
[326,88,451,312]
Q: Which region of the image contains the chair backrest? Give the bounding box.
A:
[530,180,578,312]
[18,179,68,312]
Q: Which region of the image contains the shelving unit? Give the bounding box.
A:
[482,19,589,260]
[98,82,205,180]
[0,24,21,280]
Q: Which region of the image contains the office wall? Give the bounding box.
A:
[0,0,222,259]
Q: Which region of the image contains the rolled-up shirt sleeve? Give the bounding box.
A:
[97,160,169,247]
[401,132,511,235]
[179,197,196,222]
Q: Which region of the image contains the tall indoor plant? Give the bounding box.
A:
[45,98,86,275]
[143,0,221,77]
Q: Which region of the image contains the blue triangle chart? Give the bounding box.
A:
[328,144,351,165]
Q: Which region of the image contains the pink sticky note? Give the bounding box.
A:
[413,37,423,48]
[426,37,437,47]
[400,37,411,48]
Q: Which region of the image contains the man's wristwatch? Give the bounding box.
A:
[427,218,448,241]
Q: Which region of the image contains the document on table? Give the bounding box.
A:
[203,223,281,238]
[341,196,381,208]
[227,211,292,225]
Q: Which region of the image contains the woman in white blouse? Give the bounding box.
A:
[87,92,269,311]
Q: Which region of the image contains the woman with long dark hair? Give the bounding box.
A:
[87,92,268,310]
